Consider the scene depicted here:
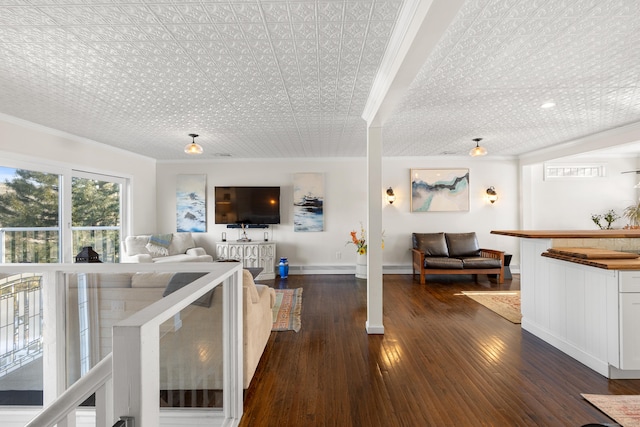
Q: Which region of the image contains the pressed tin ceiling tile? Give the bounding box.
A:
[0,0,638,159]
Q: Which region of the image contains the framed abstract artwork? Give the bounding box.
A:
[411,169,469,212]
[293,172,324,232]
[176,174,207,232]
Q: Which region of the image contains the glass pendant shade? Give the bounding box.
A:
[184,133,203,155]
[469,138,487,157]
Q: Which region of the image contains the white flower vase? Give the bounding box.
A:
[355,253,367,279]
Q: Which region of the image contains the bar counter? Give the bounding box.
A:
[490,230,640,379]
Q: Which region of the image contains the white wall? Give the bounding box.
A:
[156,156,521,271]
[0,116,157,235]
[525,157,639,230]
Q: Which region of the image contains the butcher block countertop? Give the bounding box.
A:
[542,247,640,270]
[491,230,640,238]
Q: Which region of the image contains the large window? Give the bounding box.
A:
[0,166,127,263]
[71,173,123,263]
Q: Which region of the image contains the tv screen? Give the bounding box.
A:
[214,186,281,225]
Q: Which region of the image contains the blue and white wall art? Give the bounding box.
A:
[293,172,324,232]
[176,174,207,232]
[411,169,469,212]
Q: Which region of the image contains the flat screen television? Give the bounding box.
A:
[214,186,281,225]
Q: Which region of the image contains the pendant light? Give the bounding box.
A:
[469,137,487,157]
[184,133,203,155]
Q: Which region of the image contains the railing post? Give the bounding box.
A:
[112,323,160,425]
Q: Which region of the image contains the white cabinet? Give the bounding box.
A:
[215,242,276,280]
[619,272,640,370]
[520,241,640,378]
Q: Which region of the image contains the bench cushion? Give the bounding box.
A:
[423,257,463,269]
[413,233,449,257]
[460,257,501,269]
[445,232,481,257]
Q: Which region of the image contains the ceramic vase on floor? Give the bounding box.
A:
[355,253,367,279]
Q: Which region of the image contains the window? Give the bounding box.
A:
[544,163,606,180]
[72,173,124,263]
[0,165,128,263]
[0,167,61,263]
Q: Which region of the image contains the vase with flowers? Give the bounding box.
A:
[347,223,384,279]
[347,223,367,278]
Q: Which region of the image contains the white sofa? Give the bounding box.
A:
[66,269,275,389]
[121,232,213,263]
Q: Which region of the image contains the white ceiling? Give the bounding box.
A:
[0,0,639,160]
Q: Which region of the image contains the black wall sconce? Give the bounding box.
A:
[486,186,498,204]
[386,187,396,204]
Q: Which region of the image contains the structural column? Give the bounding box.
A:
[366,125,384,334]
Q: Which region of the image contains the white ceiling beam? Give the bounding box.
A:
[361,0,465,127]
[519,121,640,166]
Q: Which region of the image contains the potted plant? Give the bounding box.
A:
[623,201,640,229]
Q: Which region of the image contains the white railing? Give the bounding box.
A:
[24,354,113,427]
[0,262,244,427]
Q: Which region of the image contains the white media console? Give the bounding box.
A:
[215,241,276,280]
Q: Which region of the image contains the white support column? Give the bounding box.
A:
[366,125,384,335]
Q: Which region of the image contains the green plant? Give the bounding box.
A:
[591,213,603,229]
[603,209,620,229]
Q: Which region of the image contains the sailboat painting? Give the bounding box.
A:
[293,173,324,232]
[176,174,207,232]
[411,169,469,212]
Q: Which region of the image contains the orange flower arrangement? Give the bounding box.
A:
[346,222,384,255]
[347,223,367,255]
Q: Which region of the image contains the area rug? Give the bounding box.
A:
[272,288,303,332]
[582,393,640,426]
[461,291,521,324]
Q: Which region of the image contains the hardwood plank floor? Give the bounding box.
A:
[240,273,640,426]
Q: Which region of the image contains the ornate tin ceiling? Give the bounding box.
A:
[0,0,638,159]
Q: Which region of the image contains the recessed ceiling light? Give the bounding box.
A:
[540,101,556,109]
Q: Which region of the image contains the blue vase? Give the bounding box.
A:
[279,257,289,278]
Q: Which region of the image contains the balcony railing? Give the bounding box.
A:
[0,227,120,263]
[0,273,42,378]
[0,263,244,427]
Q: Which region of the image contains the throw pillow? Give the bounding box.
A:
[162,272,214,308]
[146,233,173,257]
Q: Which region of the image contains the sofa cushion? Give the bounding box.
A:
[445,232,481,257]
[170,232,196,255]
[243,269,260,304]
[461,257,501,269]
[423,257,463,269]
[413,233,449,257]
[125,235,150,256]
[152,254,194,263]
[131,272,173,288]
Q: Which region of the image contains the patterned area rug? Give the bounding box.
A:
[272,288,303,332]
[582,394,640,426]
[461,291,521,324]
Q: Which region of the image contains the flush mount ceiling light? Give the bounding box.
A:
[469,138,487,157]
[184,133,203,155]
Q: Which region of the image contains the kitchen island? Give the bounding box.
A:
[491,230,640,379]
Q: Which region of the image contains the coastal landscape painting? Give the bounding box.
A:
[411,169,469,212]
[176,174,207,232]
[293,173,324,232]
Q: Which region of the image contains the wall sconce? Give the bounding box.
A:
[386,187,396,204]
[486,186,498,204]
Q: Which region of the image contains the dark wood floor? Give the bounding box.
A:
[239,273,640,427]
